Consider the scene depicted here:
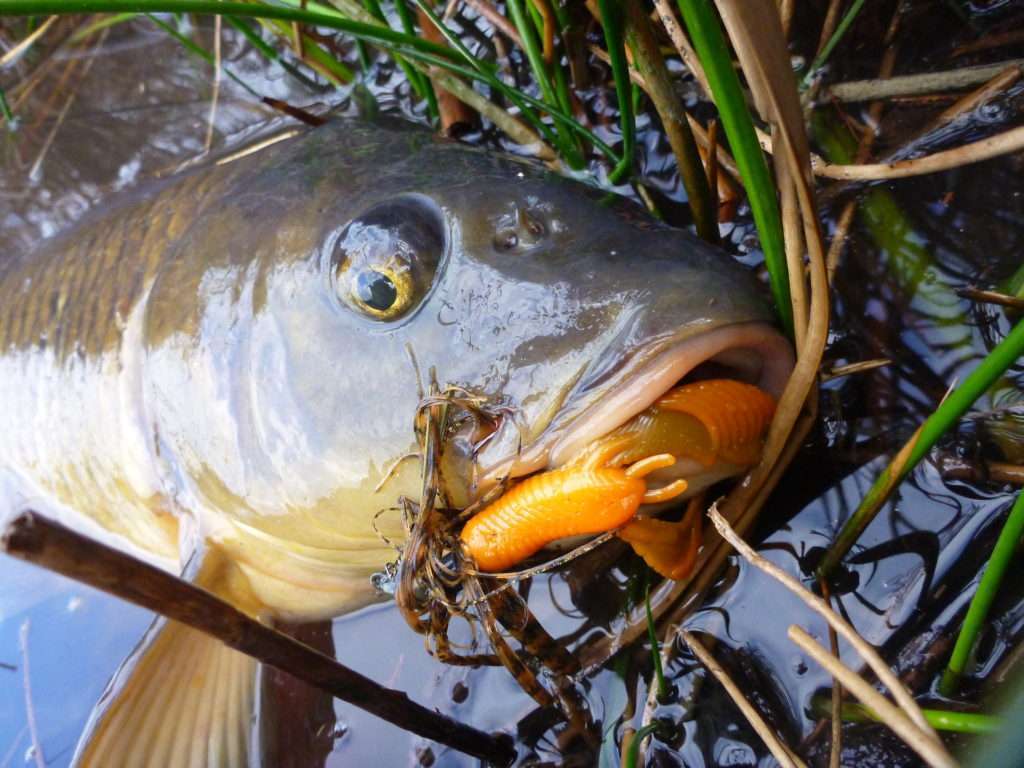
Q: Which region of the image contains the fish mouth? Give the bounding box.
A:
[476,321,794,489]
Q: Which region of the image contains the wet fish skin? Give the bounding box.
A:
[0,119,780,620]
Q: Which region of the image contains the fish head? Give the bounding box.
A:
[143,121,792,614]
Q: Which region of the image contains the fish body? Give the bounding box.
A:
[0,119,792,765]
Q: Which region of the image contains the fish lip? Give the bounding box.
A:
[475,321,794,487]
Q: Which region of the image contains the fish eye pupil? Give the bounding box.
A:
[354,269,397,310]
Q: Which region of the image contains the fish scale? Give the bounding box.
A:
[0,167,236,559]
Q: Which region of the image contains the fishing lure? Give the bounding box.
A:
[460,436,688,572]
[460,379,776,575]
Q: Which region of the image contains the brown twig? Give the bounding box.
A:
[823,7,901,282]
[529,0,555,63]
[953,29,1024,57]
[651,0,710,96]
[810,123,1024,180]
[821,358,892,382]
[462,0,524,47]
[938,455,1024,486]
[0,14,57,67]
[935,66,1021,127]
[778,0,795,39]
[1,512,515,766]
[819,578,842,768]
[956,286,1024,311]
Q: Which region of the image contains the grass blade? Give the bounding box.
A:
[801,0,865,88]
[596,0,634,183]
[940,489,1024,696]
[623,722,659,768]
[0,0,458,59]
[811,696,1002,735]
[644,583,669,701]
[623,0,714,241]
[675,0,792,336]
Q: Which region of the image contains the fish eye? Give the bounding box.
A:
[332,196,445,321]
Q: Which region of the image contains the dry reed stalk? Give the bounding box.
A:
[707,507,944,744]
[827,59,1024,102]
[683,631,808,768]
[788,626,956,768]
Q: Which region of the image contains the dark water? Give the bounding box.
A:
[1,7,1023,767]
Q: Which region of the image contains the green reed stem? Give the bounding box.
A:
[0,86,14,125]
[392,0,438,121]
[624,0,715,242]
[623,722,660,768]
[597,0,635,183]
[257,17,355,86]
[145,13,260,96]
[811,696,1001,735]
[410,0,614,162]
[818,317,1024,580]
[645,583,670,701]
[675,0,792,337]
[0,0,458,59]
[940,490,1024,696]
[801,0,866,88]
[0,0,606,162]
[506,0,583,167]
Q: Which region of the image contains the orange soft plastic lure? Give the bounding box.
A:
[654,378,776,466]
[461,437,688,572]
[460,378,775,576]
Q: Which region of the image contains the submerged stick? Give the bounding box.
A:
[956,286,1024,311]
[1,511,515,766]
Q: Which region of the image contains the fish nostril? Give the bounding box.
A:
[519,210,546,238]
[494,230,519,251]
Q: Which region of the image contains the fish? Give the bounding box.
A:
[0,118,793,766]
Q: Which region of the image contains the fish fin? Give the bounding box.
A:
[73,543,260,768]
[617,501,703,581]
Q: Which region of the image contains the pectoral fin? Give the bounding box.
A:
[73,544,261,768]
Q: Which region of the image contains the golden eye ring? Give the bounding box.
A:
[350,265,414,320]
